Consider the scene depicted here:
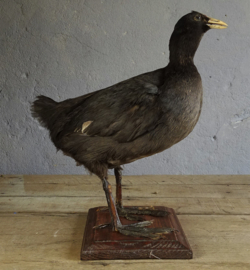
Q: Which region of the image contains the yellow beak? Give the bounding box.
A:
[207,17,228,29]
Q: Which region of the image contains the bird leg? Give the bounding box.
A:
[114,168,169,220]
[99,177,152,229]
[115,168,122,208]
[95,177,175,239]
[101,177,122,231]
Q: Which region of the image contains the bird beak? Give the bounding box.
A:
[206,17,228,29]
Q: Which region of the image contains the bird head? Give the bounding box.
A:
[174,11,228,34]
[169,11,227,64]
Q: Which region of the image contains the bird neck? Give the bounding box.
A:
[169,30,204,66]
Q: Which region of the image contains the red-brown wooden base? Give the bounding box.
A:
[81,206,193,260]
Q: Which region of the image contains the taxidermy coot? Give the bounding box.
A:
[32,11,227,238]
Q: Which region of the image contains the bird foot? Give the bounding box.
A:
[99,206,169,221]
[117,206,169,221]
[94,219,177,239]
[93,220,153,230]
[118,211,145,221]
[117,222,176,239]
[95,206,173,238]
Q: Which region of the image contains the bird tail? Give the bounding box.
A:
[31,95,58,130]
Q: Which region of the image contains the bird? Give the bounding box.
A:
[31,11,227,239]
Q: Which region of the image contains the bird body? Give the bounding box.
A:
[32,11,227,238]
[33,62,202,177]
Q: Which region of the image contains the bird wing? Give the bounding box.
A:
[62,69,165,143]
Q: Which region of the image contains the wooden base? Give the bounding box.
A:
[81,206,193,260]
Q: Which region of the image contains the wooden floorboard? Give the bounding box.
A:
[0,175,250,269]
[1,196,250,215]
[2,182,250,198]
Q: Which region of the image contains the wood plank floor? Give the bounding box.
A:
[0,175,250,269]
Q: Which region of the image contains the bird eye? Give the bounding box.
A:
[194,15,201,21]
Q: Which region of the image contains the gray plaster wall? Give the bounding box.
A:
[1,0,250,175]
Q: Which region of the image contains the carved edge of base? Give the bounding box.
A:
[81,249,193,260]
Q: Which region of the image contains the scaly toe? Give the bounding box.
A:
[117,206,169,217]
[117,225,176,239]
